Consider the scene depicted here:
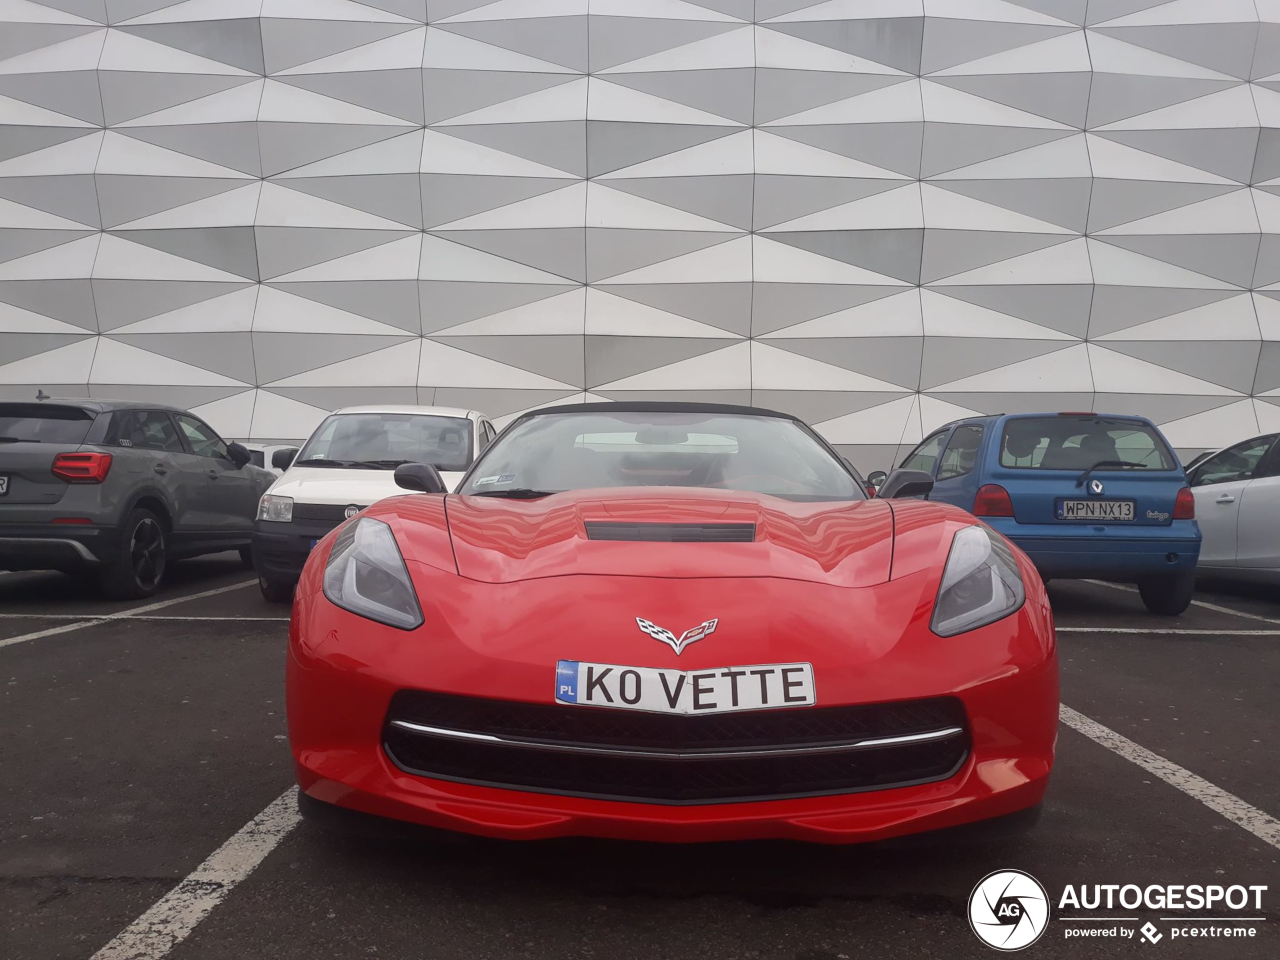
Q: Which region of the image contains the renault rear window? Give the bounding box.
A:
[0,403,95,445]
[1000,416,1175,471]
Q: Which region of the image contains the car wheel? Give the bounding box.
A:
[1138,571,1196,616]
[259,575,293,604]
[239,546,255,569]
[100,508,167,600]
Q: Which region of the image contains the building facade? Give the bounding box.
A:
[0,0,1277,468]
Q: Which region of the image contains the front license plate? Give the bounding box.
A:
[309,538,320,549]
[1057,499,1134,521]
[555,660,815,715]
[0,475,7,496]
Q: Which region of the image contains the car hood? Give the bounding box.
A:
[437,488,894,587]
[269,466,465,505]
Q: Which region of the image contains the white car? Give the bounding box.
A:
[251,405,497,601]
[1188,433,1280,585]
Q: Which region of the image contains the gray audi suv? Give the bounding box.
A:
[0,398,276,598]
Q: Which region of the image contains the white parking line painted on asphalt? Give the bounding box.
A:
[1060,705,1280,851]
[1084,580,1280,625]
[0,580,257,650]
[1058,627,1280,635]
[90,789,300,960]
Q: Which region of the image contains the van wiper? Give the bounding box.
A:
[296,458,372,469]
[470,488,557,499]
[358,459,416,470]
[1077,460,1144,488]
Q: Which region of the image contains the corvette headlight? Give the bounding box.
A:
[931,525,1025,637]
[322,518,423,630]
[258,494,293,522]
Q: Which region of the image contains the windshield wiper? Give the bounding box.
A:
[295,458,373,469]
[1077,459,1144,488]
[357,459,416,470]
[470,488,557,499]
[0,436,30,443]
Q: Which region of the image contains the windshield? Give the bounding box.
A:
[458,411,863,501]
[0,403,94,444]
[298,413,473,471]
[1000,416,1176,471]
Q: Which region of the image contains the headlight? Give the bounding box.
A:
[258,494,293,522]
[322,518,423,630]
[931,525,1025,637]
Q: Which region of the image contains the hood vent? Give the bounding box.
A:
[585,522,756,543]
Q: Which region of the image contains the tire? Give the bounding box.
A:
[99,508,167,600]
[239,546,255,569]
[259,575,293,604]
[1138,571,1196,616]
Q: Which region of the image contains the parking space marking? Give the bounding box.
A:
[1060,704,1280,851]
[90,789,299,960]
[1085,580,1280,625]
[1058,627,1280,635]
[0,580,257,650]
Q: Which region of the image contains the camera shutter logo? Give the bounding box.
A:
[968,870,1050,951]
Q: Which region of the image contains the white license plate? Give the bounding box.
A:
[1058,499,1134,521]
[0,475,7,496]
[555,660,815,715]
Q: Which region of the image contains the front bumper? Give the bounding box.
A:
[287,560,1059,844]
[0,525,116,571]
[251,518,343,583]
[984,518,1201,580]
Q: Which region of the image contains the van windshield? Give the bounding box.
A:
[1000,416,1175,471]
[298,413,473,471]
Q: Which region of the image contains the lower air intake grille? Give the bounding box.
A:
[383,691,968,805]
[584,522,756,543]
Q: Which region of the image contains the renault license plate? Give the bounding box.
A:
[555,660,815,715]
[1058,499,1134,521]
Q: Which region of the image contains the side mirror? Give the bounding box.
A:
[394,462,447,494]
[866,470,888,489]
[272,447,298,471]
[226,441,251,469]
[879,469,935,499]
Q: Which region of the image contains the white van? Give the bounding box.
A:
[250,405,496,601]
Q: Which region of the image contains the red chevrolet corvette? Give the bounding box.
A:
[287,403,1058,844]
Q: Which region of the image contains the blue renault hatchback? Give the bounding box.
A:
[881,413,1201,615]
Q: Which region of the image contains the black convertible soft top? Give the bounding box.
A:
[512,401,797,421]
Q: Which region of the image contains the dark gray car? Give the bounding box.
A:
[0,399,276,599]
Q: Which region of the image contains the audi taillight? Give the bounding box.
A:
[973,483,1014,518]
[1173,486,1195,520]
[52,452,113,483]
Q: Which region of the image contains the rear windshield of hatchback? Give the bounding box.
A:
[0,403,95,445]
[1000,416,1176,471]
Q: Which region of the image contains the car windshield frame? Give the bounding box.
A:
[456,408,866,502]
[998,415,1177,472]
[297,412,474,472]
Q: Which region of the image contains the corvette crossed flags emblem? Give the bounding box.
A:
[636,617,719,656]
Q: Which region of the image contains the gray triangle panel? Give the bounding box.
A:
[932,72,1091,129]
[755,0,829,20]
[88,385,248,406]
[255,227,413,282]
[279,70,426,125]
[421,70,576,125]
[749,390,907,426]
[750,283,904,337]
[268,386,420,410]
[1084,0,1170,26]
[1086,286,1237,339]
[1094,234,1260,289]
[0,70,103,126]
[766,123,925,179]
[597,282,753,336]
[0,175,100,229]
[919,338,1070,390]
[0,126,96,165]
[585,229,740,284]
[584,336,728,388]
[935,178,1091,233]
[1086,75,1237,130]
[112,227,261,282]
[0,279,98,331]
[0,229,94,266]
[1094,129,1260,185]
[762,19,924,75]
[1254,343,1280,394]
[278,175,424,230]
[430,228,586,283]
[273,280,423,334]
[1086,180,1239,234]
[106,0,186,23]
[600,388,752,405]
[587,121,739,179]
[117,19,265,75]
[96,175,245,230]
[0,22,99,63]
[1003,0,1086,25]
[27,0,108,24]
[120,123,263,178]
[109,332,257,383]
[420,174,569,230]
[605,175,754,231]
[587,17,738,74]
[438,122,586,179]
[427,0,501,20]
[921,231,1071,285]
[754,70,907,126]
[0,332,94,367]
[1094,24,1259,81]
[922,124,1074,179]
[765,230,925,285]
[1102,340,1262,393]
[430,334,585,386]
[928,284,1093,339]
[683,0,753,20]
[252,332,415,384]
[1092,393,1240,425]
[606,69,756,125]
[257,123,410,179]
[922,18,1075,75]
[753,176,902,232]
[422,387,576,417]
[354,0,426,21]
[1253,234,1280,289]
[259,18,418,75]
[1253,130,1280,186]
[436,16,588,73]
[769,337,925,390]
[926,391,1094,415]
[98,73,253,127]
[91,280,254,332]
[419,281,580,333]
[1254,22,1280,81]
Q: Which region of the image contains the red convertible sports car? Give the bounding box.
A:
[287,403,1058,844]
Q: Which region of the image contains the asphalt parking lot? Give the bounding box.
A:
[1,561,1277,960]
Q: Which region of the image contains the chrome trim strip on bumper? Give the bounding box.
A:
[0,537,99,562]
[387,719,965,760]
